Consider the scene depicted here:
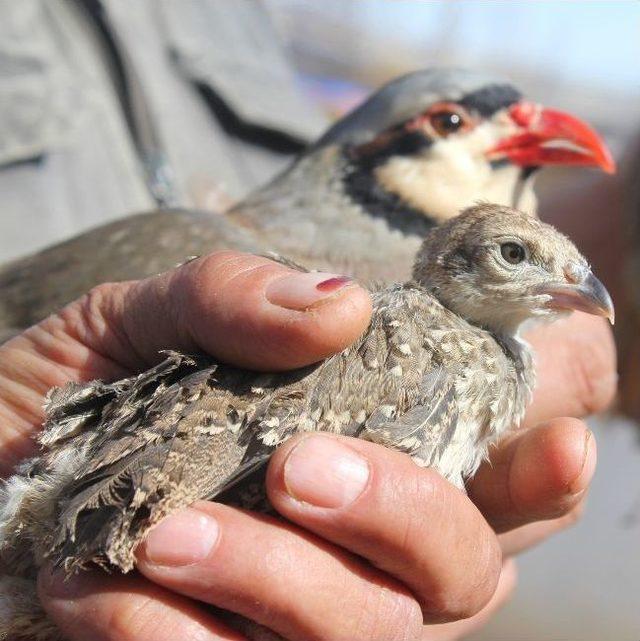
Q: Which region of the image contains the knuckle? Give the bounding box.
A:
[104,593,208,641]
[64,283,109,332]
[58,283,121,348]
[106,594,158,640]
[377,468,443,562]
[349,586,423,641]
[383,468,502,622]
[420,529,502,622]
[570,324,617,415]
[396,466,443,522]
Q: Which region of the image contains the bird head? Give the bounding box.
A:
[413,203,614,336]
[315,69,614,232]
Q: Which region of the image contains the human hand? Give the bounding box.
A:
[539,157,636,418]
[0,251,615,640]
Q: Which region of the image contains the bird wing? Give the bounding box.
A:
[37,353,249,572]
[359,367,459,469]
[352,286,462,472]
[39,352,315,573]
[0,209,260,334]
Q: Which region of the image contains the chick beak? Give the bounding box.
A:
[488,101,616,174]
[538,270,615,325]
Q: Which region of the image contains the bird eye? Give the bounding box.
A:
[430,111,463,135]
[405,102,473,138]
[500,242,527,265]
[427,103,471,137]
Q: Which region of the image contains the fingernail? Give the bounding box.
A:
[569,430,597,495]
[142,508,220,567]
[284,435,370,508]
[266,272,353,311]
[39,564,86,599]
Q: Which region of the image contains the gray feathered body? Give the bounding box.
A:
[0,283,533,582]
[0,148,427,335]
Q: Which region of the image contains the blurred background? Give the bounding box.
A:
[267,0,637,151]
[2,1,639,639]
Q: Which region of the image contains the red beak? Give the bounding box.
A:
[488,101,615,174]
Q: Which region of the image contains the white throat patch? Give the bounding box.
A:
[374,122,538,222]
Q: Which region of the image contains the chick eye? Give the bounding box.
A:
[500,242,527,265]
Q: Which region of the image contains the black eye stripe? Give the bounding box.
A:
[458,84,523,117]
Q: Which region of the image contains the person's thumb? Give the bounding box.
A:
[107,250,372,371]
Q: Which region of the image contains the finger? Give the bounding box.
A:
[265,433,502,622]
[38,566,246,641]
[467,418,596,534]
[524,312,617,427]
[422,559,517,641]
[498,503,585,557]
[135,501,424,641]
[109,251,372,371]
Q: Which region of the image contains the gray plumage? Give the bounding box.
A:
[0,204,614,640]
[1,66,613,337]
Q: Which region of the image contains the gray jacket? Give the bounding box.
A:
[0,0,327,262]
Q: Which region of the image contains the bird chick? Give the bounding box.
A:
[0,204,614,640]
